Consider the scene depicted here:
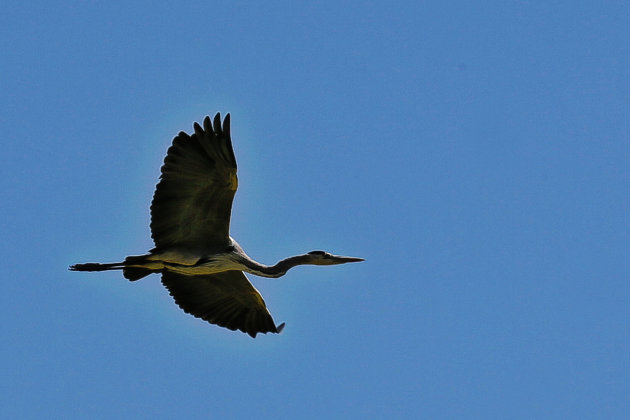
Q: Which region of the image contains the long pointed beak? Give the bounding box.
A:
[333,255,364,263]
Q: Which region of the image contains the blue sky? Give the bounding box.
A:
[2,1,630,418]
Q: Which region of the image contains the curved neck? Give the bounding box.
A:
[239,254,312,278]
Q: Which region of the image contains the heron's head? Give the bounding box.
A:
[305,250,364,265]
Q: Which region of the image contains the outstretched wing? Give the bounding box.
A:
[161,271,285,338]
[150,113,237,251]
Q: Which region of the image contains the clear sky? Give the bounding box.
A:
[2,1,630,419]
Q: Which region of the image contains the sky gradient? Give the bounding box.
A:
[3,1,630,418]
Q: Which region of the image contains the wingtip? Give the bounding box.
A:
[202,116,213,132]
[247,322,285,338]
[193,121,204,137]
[223,113,231,138]
[213,113,222,133]
[200,113,230,137]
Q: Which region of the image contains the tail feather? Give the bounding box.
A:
[121,255,157,281]
[122,267,155,281]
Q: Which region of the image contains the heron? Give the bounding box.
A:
[70,113,363,337]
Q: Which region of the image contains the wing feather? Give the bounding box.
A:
[150,113,237,251]
[161,271,283,338]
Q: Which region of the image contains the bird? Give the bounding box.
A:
[70,113,363,338]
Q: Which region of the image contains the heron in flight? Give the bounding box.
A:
[70,113,363,337]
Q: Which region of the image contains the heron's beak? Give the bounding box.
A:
[332,255,364,263]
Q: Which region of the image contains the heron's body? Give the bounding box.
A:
[70,113,362,337]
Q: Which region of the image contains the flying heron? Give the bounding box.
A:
[70,113,363,337]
